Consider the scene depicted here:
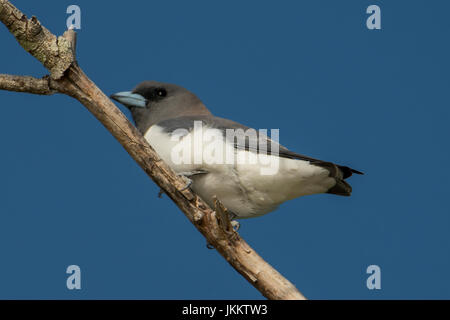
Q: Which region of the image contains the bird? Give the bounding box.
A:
[111,81,362,220]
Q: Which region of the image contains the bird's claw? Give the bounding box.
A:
[179,176,193,191]
[228,211,240,232]
[205,212,239,250]
[231,220,240,231]
[177,170,208,191]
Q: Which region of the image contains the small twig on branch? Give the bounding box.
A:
[0,0,306,300]
[0,74,55,95]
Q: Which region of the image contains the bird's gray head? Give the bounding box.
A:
[111,81,211,132]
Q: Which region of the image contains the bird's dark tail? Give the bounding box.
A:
[327,178,353,196]
[328,165,363,196]
[312,162,363,196]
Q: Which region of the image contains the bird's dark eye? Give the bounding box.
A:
[156,88,167,97]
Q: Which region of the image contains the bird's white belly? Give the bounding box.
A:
[145,125,335,218]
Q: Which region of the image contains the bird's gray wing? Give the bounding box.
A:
[157,115,363,182]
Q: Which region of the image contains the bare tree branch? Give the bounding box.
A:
[0,74,56,94]
[0,0,306,300]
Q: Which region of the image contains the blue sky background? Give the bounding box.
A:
[0,0,449,299]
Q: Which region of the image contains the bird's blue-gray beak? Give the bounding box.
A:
[110,91,147,108]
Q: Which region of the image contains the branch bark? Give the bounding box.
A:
[0,0,306,300]
[0,74,56,94]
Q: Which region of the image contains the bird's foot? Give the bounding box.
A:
[178,170,208,191]
[207,213,240,249]
[228,211,240,231]
[179,177,193,191]
[230,220,240,232]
